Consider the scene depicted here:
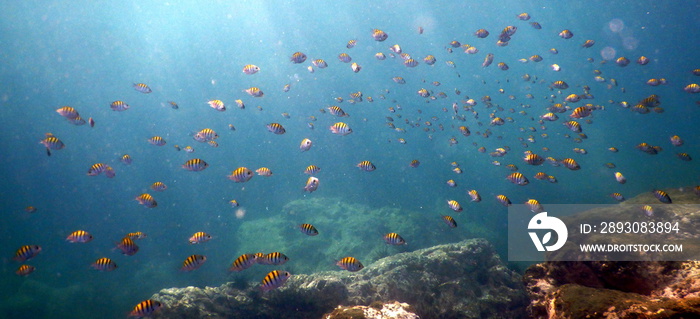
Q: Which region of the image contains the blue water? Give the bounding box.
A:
[2,1,699,318]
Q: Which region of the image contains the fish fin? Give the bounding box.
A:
[46,148,51,156]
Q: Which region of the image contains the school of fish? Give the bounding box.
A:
[17,12,700,317]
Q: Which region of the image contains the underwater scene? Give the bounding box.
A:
[2,1,699,318]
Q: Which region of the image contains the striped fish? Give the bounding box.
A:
[384,233,406,245]
[610,193,625,202]
[468,190,481,202]
[338,53,352,63]
[312,59,327,68]
[182,159,208,171]
[208,99,225,111]
[121,154,133,165]
[298,223,319,236]
[371,29,388,41]
[180,255,206,271]
[506,172,529,185]
[116,237,139,256]
[329,122,352,135]
[87,163,115,178]
[442,215,457,228]
[653,190,672,204]
[13,245,42,262]
[91,257,117,271]
[403,59,418,67]
[336,257,363,272]
[56,106,80,119]
[66,230,93,243]
[189,232,212,244]
[133,83,152,93]
[193,128,218,142]
[447,200,463,212]
[16,264,35,276]
[150,182,167,192]
[129,300,162,317]
[304,165,321,175]
[229,253,258,272]
[560,158,580,170]
[40,133,65,156]
[357,161,376,171]
[261,270,291,291]
[260,252,289,265]
[135,193,157,208]
[246,87,264,97]
[290,52,307,63]
[256,167,273,176]
[266,123,286,134]
[228,167,254,183]
[110,100,130,111]
[148,136,166,146]
[125,232,147,240]
[242,64,260,75]
[496,194,512,206]
[327,106,349,117]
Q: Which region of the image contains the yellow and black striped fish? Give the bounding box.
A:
[40,133,65,156]
[180,255,206,271]
[304,165,321,175]
[228,167,254,183]
[135,193,157,208]
[246,87,264,97]
[13,245,42,262]
[91,257,117,271]
[329,122,352,135]
[266,123,286,134]
[193,128,218,142]
[66,230,93,243]
[298,223,319,236]
[133,83,152,93]
[87,163,115,178]
[442,215,457,228]
[189,232,212,244]
[356,161,376,171]
[110,100,130,111]
[383,233,406,245]
[261,270,292,291]
[129,300,162,317]
[182,158,208,171]
[148,136,166,146]
[447,200,463,212]
[560,158,580,170]
[116,237,139,256]
[229,253,258,272]
[242,64,260,75]
[16,264,35,276]
[652,190,672,203]
[126,232,147,240]
[336,257,363,272]
[260,252,289,265]
[496,195,512,206]
[506,172,529,185]
[150,182,167,192]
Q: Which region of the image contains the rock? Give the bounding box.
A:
[150,238,529,319]
[323,301,419,319]
[524,188,700,318]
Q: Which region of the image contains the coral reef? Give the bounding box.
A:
[150,238,529,318]
[232,197,489,275]
[323,301,419,319]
